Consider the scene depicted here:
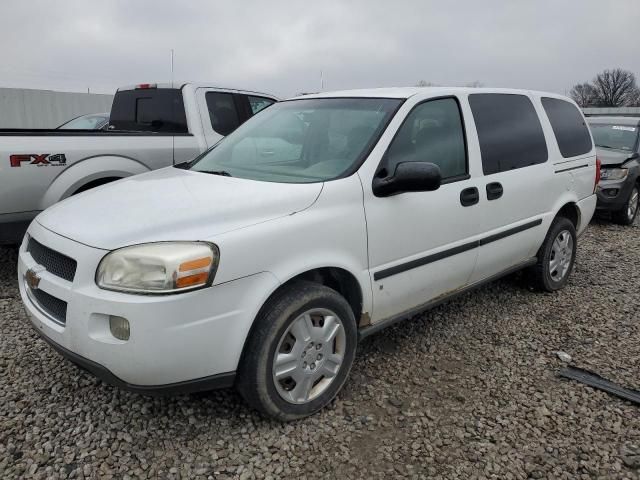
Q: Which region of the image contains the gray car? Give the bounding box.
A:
[588,116,640,225]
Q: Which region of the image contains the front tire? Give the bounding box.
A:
[612,185,639,226]
[530,217,577,292]
[237,281,357,421]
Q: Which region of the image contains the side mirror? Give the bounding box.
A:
[372,162,442,197]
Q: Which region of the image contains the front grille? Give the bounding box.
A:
[30,288,67,325]
[27,237,77,282]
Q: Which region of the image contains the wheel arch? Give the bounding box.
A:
[39,155,150,209]
[555,201,580,229]
[236,266,366,374]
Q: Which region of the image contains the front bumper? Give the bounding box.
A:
[18,221,279,391]
[596,177,635,211]
[29,324,236,395]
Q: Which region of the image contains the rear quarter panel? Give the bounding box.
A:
[0,134,179,215]
[530,92,597,233]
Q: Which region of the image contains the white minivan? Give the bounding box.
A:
[18,87,598,420]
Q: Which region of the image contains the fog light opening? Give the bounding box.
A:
[109,316,130,341]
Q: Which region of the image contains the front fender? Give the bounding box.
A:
[39,155,151,210]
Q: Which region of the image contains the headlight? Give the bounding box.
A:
[96,242,219,294]
[600,168,628,181]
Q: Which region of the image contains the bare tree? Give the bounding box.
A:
[464,81,484,88]
[591,69,640,107]
[570,82,597,107]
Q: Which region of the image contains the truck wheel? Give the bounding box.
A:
[530,217,577,292]
[237,281,357,421]
[612,185,639,226]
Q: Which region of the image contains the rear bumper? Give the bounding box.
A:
[596,177,635,211]
[577,194,597,236]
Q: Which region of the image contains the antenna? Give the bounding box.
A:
[171,49,175,87]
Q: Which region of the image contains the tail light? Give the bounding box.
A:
[135,83,157,89]
[594,157,601,192]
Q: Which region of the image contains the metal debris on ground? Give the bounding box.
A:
[559,366,640,405]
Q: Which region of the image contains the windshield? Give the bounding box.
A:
[590,123,639,151]
[189,97,402,183]
[58,113,109,130]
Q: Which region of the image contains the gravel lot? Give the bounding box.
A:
[1,218,639,479]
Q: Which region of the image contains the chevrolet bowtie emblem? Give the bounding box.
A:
[25,265,46,290]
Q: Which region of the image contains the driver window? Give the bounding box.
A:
[384,98,467,180]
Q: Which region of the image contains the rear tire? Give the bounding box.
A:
[236,281,357,421]
[612,185,639,226]
[530,217,577,292]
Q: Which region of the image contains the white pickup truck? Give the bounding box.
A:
[0,83,277,244]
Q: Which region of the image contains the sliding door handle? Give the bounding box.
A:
[486,182,503,200]
[460,187,479,207]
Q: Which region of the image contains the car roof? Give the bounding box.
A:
[586,116,640,126]
[290,87,570,100]
[117,82,278,99]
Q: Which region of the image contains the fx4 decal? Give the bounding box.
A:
[10,153,67,167]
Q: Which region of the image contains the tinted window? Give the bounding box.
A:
[469,94,548,175]
[206,92,241,136]
[109,88,188,133]
[542,97,592,157]
[248,95,275,115]
[384,98,467,179]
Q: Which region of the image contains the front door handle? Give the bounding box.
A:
[460,187,479,207]
[486,182,503,200]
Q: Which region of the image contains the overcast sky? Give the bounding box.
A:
[2,0,639,98]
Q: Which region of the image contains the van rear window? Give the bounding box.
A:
[542,97,592,158]
[109,88,188,133]
[469,93,548,175]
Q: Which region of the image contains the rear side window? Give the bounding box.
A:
[384,97,467,180]
[542,97,592,158]
[469,94,548,175]
[248,95,276,115]
[109,88,188,133]
[206,92,241,136]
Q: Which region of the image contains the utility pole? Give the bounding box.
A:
[320,70,324,91]
[171,49,175,87]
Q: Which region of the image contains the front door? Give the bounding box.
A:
[362,96,482,323]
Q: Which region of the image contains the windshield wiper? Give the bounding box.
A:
[597,144,629,151]
[198,170,232,177]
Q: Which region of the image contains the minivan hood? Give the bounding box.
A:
[596,147,635,166]
[37,167,323,250]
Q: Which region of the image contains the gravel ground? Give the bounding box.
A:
[1,218,639,479]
